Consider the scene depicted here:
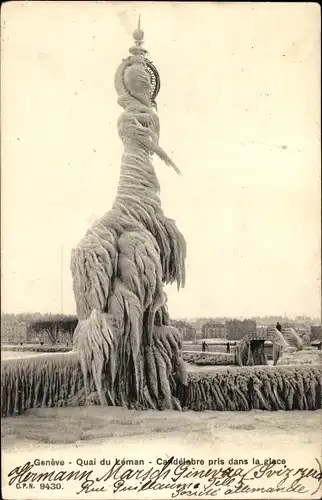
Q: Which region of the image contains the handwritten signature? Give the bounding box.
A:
[7,457,322,497]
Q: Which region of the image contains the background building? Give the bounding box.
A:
[1,318,27,343]
[226,319,257,340]
[201,321,227,339]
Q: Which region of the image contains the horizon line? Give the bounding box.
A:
[1,311,321,321]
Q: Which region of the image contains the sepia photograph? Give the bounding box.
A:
[1,1,321,499]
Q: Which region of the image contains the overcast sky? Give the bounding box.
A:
[1,2,321,319]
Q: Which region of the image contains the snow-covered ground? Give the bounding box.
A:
[2,407,321,499]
